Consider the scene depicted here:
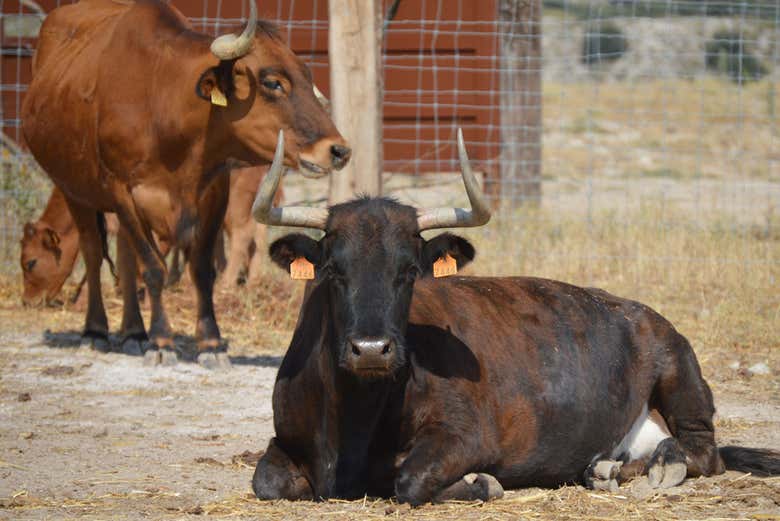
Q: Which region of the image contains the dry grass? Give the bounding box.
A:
[1,199,776,385]
[544,78,780,182]
[3,475,779,520]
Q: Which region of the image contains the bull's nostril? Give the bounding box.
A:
[382,341,393,355]
[351,342,361,356]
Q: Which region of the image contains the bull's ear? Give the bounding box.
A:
[421,233,475,277]
[269,234,321,273]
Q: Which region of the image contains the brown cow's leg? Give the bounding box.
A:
[247,222,267,284]
[110,191,175,364]
[653,332,725,481]
[190,175,230,369]
[220,222,252,287]
[66,201,109,352]
[117,227,146,357]
[252,438,313,500]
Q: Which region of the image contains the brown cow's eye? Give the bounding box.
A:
[262,78,284,92]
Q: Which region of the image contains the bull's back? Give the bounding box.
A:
[407,276,673,485]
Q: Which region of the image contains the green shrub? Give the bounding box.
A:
[582,21,628,66]
[705,29,767,83]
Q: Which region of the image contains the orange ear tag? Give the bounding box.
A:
[210,86,227,107]
[433,253,457,278]
[290,257,315,280]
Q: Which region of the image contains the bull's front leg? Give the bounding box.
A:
[394,431,503,506]
[253,438,313,500]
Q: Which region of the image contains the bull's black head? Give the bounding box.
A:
[269,199,475,378]
[254,129,490,379]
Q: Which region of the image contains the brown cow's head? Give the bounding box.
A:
[20,221,75,307]
[253,130,490,379]
[197,2,350,177]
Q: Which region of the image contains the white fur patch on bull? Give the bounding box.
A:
[611,404,671,461]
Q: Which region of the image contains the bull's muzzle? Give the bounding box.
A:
[346,336,395,374]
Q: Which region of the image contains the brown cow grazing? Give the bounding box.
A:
[20,187,81,307]
[249,131,780,504]
[21,187,179,310]
[22,0,349,367]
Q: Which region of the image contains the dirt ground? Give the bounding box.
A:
[0,313,778,520]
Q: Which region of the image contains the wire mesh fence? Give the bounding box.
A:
[1,0,778,286]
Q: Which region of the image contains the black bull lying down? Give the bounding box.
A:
[248,131,780,505]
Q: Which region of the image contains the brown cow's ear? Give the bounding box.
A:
[23,222,36,239]
[42,228,63,262]
[196,64,234,105]
[421,233,475,278]
[269,234,321,274]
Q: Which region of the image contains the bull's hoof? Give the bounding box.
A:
[197,351,231,370]
[79,334,111,353]
[120,337,144,357]
[463,473,504,501]
[585,459,623,492]
[646,438,688,489]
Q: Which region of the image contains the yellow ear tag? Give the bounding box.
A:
[433,253,457,278]
[290,257,315,280]
[210,86,227,107]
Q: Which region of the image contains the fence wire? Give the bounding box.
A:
[1,0,778,281]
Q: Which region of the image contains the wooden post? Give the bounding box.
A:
[498,0,542,205]
[328,0,384,204]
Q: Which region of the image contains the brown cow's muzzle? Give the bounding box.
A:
[298,137,351,179]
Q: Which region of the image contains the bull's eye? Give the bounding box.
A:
[25,259,37,272]
[262,78,284,92]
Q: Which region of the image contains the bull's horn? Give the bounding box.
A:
[210,0,258,60]
[416,128,491,231]
[251,130,329,229]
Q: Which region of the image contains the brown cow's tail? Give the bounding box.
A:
[96,213,117,280]
[719,446,780,477]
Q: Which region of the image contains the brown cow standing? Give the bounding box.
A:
[21,0,349,367]
[248,131,780,504]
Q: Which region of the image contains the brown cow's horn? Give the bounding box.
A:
[313,85,329,107]
[210,0,258,60]
[251,130,329,229]
[416,128,491,231]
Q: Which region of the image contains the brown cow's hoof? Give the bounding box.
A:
[121,338,144,357]
[197,351,231,370]
[585,459,622,492]
[160,348,179,366]
[646,439,687,489]
[142,348,178,367]
[143,349,161,367]
[79,334,111,353]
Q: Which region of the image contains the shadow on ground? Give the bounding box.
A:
[41,329,282,368]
